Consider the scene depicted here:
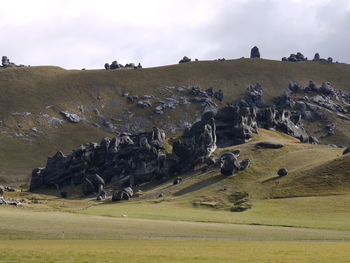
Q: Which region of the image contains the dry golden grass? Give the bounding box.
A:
[1,240,350,263]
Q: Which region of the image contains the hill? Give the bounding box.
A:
[1,58,350,184]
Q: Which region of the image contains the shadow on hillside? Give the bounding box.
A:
[173,174,225,197]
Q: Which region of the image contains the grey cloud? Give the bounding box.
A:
[0,0,349,69]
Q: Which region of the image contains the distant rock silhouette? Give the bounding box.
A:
[250,46,260,58]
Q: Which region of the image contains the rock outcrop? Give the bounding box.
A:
[282,52,307,62]
[250,46,260,58]
[172,111,217,173]
[179,56,191,63]
[30,127,167,190]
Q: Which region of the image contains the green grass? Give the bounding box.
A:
[0,240,350,263]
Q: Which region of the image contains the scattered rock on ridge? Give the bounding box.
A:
[255,141,284,149]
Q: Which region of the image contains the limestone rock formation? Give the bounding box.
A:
[250,46,260,58]
[30,128,167,191]
[239,83,265,108]
[172,111,217,173]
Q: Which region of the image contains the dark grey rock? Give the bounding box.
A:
[255,142,284,149]
[112,187,134,201]
[173,176,183,185]
[220,153,240,176]
[343,147,350,155]
[179,56,191,63]
[239,158,251,171]
[308,136,319,144]
[250,46,260,58]
[214,90,224,102]
[4,186,15,192]
[60,191,68,198]
[277,168,288,177]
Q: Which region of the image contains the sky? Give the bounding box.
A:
[0,0,349,69]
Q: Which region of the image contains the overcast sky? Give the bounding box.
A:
[0,0,349,69]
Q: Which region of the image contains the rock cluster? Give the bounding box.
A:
[282,52,307,62]
[238,83,265,108]
[179,56,191,63]
[30,127,167,190]
[313,53,333,63]
[1,56,25,68]
[104,61,142,70]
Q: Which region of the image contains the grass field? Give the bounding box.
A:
[0,240,350,263]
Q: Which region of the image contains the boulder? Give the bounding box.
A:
[220,153,240,176]
[255,141,284,149]
[343,147,350,155]
[60,111,81,123]
[112,187,134,201]
[250,46,260,58]
[277,168,288,177]
[0,187,3,197]
[319,82,335,96]
[4,186,15,192]
[110,61,120,69]
[308,136,319,144]
[173,176,183,185]
[179,56,191,63]
[137,100,152,108]
[104,63,110,70]
[239,158,251,171]
[313,53,320,61]
[214,90,224,102]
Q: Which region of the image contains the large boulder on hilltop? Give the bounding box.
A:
[250,46,260,58]
[179,56,191,63]
[313,53,320,61]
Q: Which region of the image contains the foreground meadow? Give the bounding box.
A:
[0,240,349,263]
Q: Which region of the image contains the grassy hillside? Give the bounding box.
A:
[1,59,350,183]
